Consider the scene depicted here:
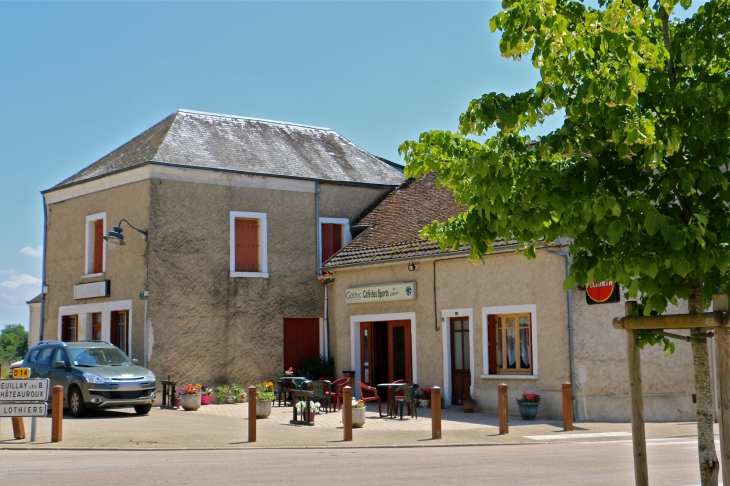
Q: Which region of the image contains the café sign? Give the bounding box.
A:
[346,282,416,304]
[585,280,620,305]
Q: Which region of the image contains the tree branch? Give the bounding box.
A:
[672,187,693,224]
[660,6,678,90]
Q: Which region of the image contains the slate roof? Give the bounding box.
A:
[47,110,405,192]
[323,172,510,267]
[26,294,42,304]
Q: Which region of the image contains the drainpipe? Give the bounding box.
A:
[38,194,48,344]
[315,182,321,275]
[323,284,329,360]
[542,242,579,422]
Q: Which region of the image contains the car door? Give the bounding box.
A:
[30,346,54,382]
[50,347,72,397]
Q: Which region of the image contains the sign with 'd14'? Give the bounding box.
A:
[0,378,50,401]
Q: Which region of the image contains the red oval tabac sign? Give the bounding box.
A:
[586,280,618,304]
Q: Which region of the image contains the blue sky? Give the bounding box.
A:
[4,0,700,329]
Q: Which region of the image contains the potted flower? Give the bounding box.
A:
[295,401,321,423]
[180,384,202,411]
[231,384,247,403]
[285,367,294,376]
[346,398,366,427]
[516,392,541,420]
[215,384,231,404]
[255,382,276,418]
[458,394,476,413]
[174,389,182,409]
[200,385,212,405]
[418,387,432,408]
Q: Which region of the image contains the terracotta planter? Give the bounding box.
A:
[256,400,272,418]
[420,399,430,408]
[181,393,201,411]
[201,395,211,405]
[518,402,539,420]
[462,401,475,413]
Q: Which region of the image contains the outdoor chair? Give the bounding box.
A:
[327,377,350,411]
[392,379,415,415]
[276,381,291,407]
[308,380,331,413]
[358,381,383,417]
[395,384,418,420]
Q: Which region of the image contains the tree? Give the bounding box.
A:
[0,324,29,362]
[401,0,730,483]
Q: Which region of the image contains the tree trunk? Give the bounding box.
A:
[689,277,719,485]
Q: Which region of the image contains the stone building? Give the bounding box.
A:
[39,109,404,385]
[323,173,699,422]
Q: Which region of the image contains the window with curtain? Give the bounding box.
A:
[488,313,532,374]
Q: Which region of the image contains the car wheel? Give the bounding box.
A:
[134,404,152,415]
[68,387,87,417]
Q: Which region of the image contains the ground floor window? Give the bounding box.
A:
[487,313,533,374]
[61,315,78,342]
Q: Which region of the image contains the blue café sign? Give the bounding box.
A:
[345,282,417,304]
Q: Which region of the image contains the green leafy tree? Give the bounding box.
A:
[401,0,730,483]
[0,324,29,362]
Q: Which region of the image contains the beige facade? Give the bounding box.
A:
[41,167,392,387]
[327,247,699,422]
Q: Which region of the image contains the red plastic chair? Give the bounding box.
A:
[358,382,383,417]
[327,377,350,411]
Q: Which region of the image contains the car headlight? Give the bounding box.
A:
[145,371,156,382]
[83,372,106,384]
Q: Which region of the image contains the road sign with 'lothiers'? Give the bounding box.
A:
[0,378,50,401]
[0,402,48,417]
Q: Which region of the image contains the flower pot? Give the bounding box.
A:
[348,407,366,428]
[462,401,475,413]
[181,393,201,411]
[518,402,539,420]
[201,395,211,405]
[420,399,430,408]
[173,397,181,409]
[256,400,272,418]
[226,395,236,404]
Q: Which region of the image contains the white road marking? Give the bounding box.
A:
[524,432,632,440]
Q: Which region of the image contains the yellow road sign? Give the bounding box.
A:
[12,368,30,379]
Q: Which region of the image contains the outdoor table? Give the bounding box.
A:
[376,383,406,418]
[289,390,315,426]
[277,376,307,406]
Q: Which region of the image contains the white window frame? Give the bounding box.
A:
[230,211,268,278]
[319,217,351,267]
[481,304,539,380]
[84,212,106,277]
[441,308,474,406]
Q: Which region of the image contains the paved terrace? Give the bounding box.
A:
[0,403,712,450]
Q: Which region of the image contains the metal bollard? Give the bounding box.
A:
[12,417,25,439]
[248,385,257,442]
[498,383,509,435]
[431,386,442,439]
[51,385,63,442]
[562,382,573,431]
[343,386,352,441]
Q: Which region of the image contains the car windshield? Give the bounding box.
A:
[68,347,132,367]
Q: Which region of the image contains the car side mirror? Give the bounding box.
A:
[132,359,139,365]
[53,361,67,369]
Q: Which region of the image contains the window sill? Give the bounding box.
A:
[230,272,269,278]
[481,374,538,380]
[81,273,105,279]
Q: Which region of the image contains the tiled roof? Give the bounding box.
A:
[324,173,505,267]
[47,110,405,191]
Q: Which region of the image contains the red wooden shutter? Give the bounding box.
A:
[235,219,259,272]
[321,224,334,262]
[93,219,104,274]
[110,311,119,348]
[332,224,343,254]
[488,314,498,375]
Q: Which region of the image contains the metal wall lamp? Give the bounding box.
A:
[104,219,148,246]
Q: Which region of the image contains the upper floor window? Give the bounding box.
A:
[230,211,268,278]
[85,212,106,275]
[319,218,350,265]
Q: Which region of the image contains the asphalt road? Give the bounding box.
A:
[0,437,717,485]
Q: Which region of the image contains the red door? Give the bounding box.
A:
[387,320,412,382]
[360,322,373,385]
[283,318,320,373]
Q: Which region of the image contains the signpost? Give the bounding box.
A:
[0,377,50,441]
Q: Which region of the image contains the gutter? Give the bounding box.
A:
[542,242,579,422]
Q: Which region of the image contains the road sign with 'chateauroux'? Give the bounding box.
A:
[0,378,50,402]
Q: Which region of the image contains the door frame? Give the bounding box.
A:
[350,312,417,398]
[441,308,474,407]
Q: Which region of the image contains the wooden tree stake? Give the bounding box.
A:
[51,385,63,443]
[498,383,509,435]
[625,301,648,486]
[343,386,352,441]
[562,382,573,431]
[714,294,730,486]
[248,385,257,443]
[431,386,442,439]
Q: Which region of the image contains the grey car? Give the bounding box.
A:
[22,340,156,417]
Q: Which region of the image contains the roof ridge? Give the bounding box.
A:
[177,109,333,132]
